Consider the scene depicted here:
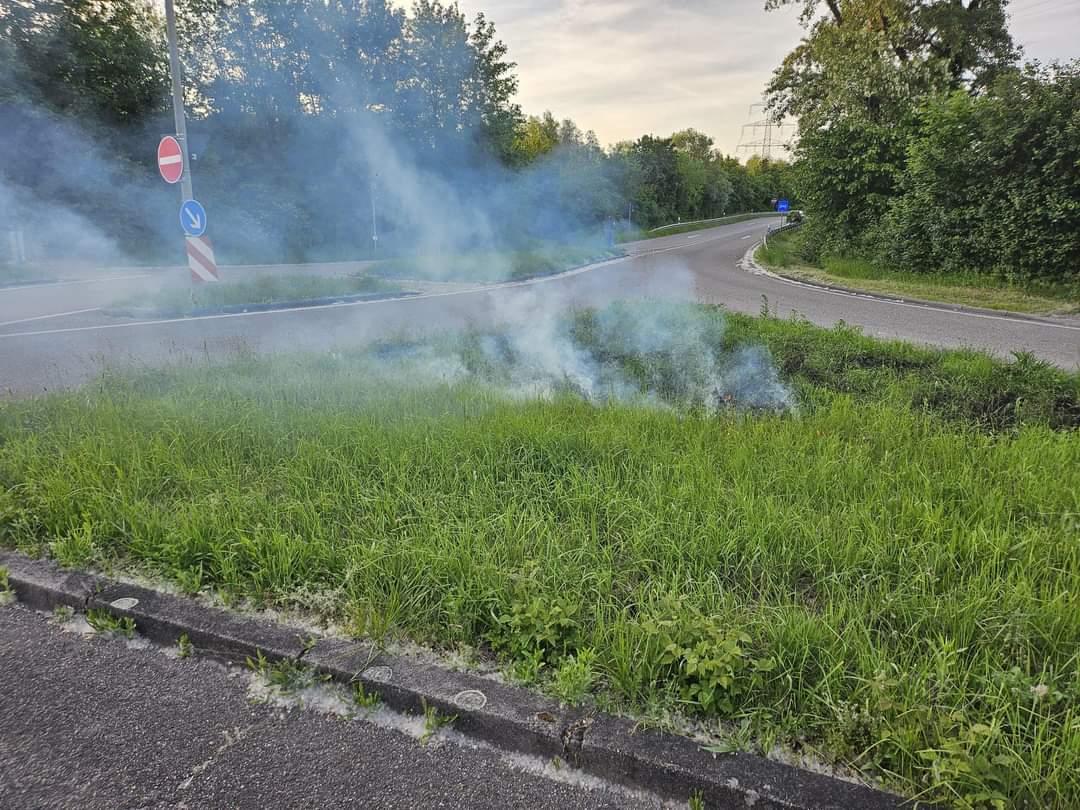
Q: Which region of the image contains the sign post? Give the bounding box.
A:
[163,0,193,205]
[776,198,790,231]
[160,0,221,284]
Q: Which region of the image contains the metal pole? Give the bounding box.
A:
[370,174,378,256]
[164,0,193,203]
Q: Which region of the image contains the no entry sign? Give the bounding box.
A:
[157,136,184,184]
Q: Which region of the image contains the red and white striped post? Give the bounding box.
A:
[186,236,219,283]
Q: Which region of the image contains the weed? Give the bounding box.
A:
[551,648,598,706]
[701,719,755,755]
[419,698,457,744]
[489,594,581,673]
[86,609,136,639]
[352,681,381,711]
[50,516,96,569]
[177,633,193,659]
[51,604,74,622]
[688,790,705,810]
[0,565,11,605]
[246,650,329,694]
[173,566,203,595]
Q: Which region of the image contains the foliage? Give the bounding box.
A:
[86,608,137,639]
[247,649,329,694]
[880,62,1080,287]
[0,564,11,604]
[645,603,776,716]
[420,698,456,743]
[177,632,193,659]
[0,0,168,124]
[1,307,1078,806]
[352,681,382,711]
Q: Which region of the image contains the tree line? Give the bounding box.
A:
[767,0,1079,287]
[0,0,794,264]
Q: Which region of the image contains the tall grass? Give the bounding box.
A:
[1,307,1077,807]
[112,273,399,316]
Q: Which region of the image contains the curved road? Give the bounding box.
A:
[1,217,1077,396]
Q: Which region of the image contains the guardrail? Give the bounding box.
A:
[763,220,803,248]
[648,211,775,234]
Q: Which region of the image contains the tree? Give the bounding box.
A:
[766,0,1015,255]
[881,61,1080,284]
[0,0,168,124]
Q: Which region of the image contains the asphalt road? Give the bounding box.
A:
[1,218,1076,395]
[0,603,660,810]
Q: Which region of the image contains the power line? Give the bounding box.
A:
[737,103,796,160]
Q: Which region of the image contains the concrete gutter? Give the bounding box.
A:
[0,550,909,809]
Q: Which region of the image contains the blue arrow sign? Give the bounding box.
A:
[776,199,791,213]
[180,199,208,237]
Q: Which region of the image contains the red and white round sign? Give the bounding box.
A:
[157,136,184,184]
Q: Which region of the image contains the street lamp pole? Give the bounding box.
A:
[370,174,378,256]
[163,0,193,204]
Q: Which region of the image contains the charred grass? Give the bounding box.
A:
[0,305,1078,808]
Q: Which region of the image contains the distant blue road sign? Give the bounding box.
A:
[776,199,791,213]
[180,199,207,237]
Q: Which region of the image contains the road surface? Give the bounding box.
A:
[0,603,659,809]
[1,218,1076,396]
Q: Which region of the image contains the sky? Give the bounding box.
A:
[453,0,1080,156]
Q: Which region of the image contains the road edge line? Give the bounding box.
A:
[739,243,1080,331]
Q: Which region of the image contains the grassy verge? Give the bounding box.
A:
[623,212,778,242]
[372,242,622,284]
[0,264,55,288]
[111,273,401,317]
[757,230,1080,316]
[1,305,1078,808]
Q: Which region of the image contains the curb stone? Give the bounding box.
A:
[739,243,1077,328]
[0,551,909,809]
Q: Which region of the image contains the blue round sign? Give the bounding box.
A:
[180,199,208,237]
[776,199,791,213]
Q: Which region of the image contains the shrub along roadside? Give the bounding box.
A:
[0,306,1077,808]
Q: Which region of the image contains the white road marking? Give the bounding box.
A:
[741,235,753,240]
[686,235,700,240]
[1,272,155,292]
[743,242,1080,332]
[0,307,101,329]
[5,221,1070,341]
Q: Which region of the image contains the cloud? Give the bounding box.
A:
[455,0,1080,154]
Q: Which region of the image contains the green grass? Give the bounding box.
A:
[758,230,1080,315]
[372,243,622,283]
[1,305,1078,807]
[627,212,778,242]
[0,264,54,288]
[111,273,400,317]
